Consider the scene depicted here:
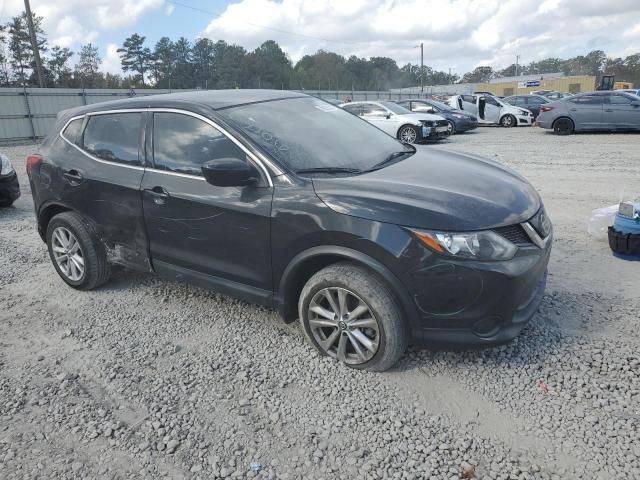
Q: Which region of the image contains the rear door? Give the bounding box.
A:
[567,95,604,129]
[60,111,148,269]
[140,110,273,301]
[604,93,640,129]
[483,96,502,123]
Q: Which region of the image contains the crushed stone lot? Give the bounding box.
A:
[1,127,639,480]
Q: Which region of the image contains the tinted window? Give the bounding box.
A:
[153,113,247,176]
[361,103,387,116]
[218,97,410,173]
[83,113,142,166]
[484,96,500,107]
[341,103,361,115]
[413,102,437,113]
[62,118,83,145]
[608,94,634,105]
[507,96,526,106]
[527,97,547,105]
[569,95,603,105]
[379,102,411,114]
[461,95,476,103]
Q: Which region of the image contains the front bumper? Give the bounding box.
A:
[0,172,20,204]
[406,235,551,347]
[420,123,449,142]
[517,115,533,126]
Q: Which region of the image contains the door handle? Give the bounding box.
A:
[145,186,169,205]
[63,169,84,185]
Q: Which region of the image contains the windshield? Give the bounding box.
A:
[378,101,412,114]
[218,97,410,173]
[426,100,453,111]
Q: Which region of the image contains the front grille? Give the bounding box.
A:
[493,224,533,245]
[436,120,448,127]
[420,120,435,127]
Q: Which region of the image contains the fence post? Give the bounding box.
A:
[22,86,36,141]
[82,88,87,105]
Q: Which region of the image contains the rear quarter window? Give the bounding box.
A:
[61,118,84,145]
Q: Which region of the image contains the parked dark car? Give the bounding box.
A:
[396,99,478,134]
[27,90,552,371]
[502,94,550,119]
[536,91,640,134]
[0,154,20,207]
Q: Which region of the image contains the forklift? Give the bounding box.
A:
[596,74,615,91]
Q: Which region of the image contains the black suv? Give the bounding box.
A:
[27,90,552,371]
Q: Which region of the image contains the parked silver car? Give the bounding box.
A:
[536,91,640,135]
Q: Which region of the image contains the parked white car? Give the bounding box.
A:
[339,100,449,143]
[447,94,532,127]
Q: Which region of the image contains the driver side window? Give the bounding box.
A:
[484,96,500,107]
[153,112,247,176]
[361,103,387,117]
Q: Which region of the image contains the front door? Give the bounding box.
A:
[483,96,502,123]
[141,111,273,302]
[360,103,396,136]
[604,93,640,129]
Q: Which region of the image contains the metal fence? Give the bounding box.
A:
[0,88,428,143]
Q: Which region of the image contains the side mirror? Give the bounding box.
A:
[385,113,392,119]
[201,157,259,187]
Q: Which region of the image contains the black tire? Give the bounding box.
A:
[298,262,408,372]
[552,117,574,135]
[397,125,419,144]
[500,114,516,127]
[0,199,15,208]
[446,120,456,135]
[46,211,110,290]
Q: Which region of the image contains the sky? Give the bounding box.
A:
[1,0,639,77]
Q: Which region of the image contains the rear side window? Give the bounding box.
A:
[152,112,247,177]
[341,103,361,115]
[527,97,547,105]
[83,113,142,166]
[569,95,603,105]
[62,118,84,145]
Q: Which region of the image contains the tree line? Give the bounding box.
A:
[1,10,640,90]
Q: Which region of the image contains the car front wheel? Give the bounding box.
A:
[397,125,419,144]
[46,212,110,290]
[447,120,456,134]
[500,114,516,127]
[299,262,408,372]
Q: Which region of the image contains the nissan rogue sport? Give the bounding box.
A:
[26,90,552,372]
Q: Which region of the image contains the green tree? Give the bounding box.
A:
[75,43,101,87]
[212,40,246,88]
[172,37,193,88]
[48,46,73,86]
[117,33,151,86]
[192,38,215,88]
[244,40,292,89]
[0,25,10,86]
[7,12,47,86]
[462,66,495,83]
[151,36,174,88]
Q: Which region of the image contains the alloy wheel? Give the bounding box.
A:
[308,287,380,365]
[501,115,514,127]
[399,126,417,143]
[51,226,85,281]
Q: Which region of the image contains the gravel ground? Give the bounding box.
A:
[1,126,639,480]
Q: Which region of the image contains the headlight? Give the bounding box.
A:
[420,120,435,127]
[0,154,15,176]
[410,229,518,261]
[451,114,466,119]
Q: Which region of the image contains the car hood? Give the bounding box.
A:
[399,113,445,123]
[312,149,541,231]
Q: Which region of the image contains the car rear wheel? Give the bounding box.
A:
[446,120,456,134]
[397,125,419,144]
[500,114,516,127]
[552,117,574,135]
[46,212,110,290]
[299,262,408,372]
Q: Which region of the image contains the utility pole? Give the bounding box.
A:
[420,42,424,93]
[24,0,45,87]
[515,54,520,77]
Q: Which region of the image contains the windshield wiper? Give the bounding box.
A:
[295,167,362,175]
[365,146,416,172]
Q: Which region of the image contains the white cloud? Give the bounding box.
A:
[102,43,122,75]
[201,0,640,73]
[165,3,174,16]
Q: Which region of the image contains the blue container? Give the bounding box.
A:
[613,212,640,235]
